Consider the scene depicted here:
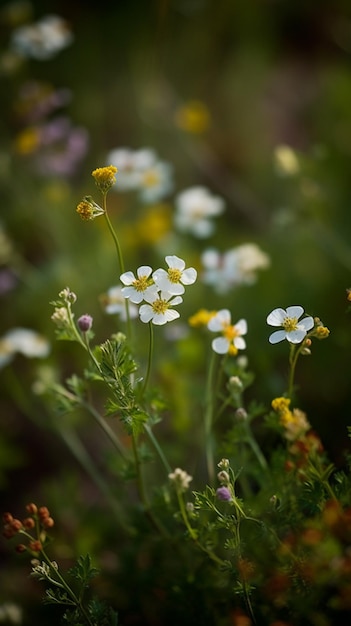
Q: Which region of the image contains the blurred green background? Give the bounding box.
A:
[1,0,351,622]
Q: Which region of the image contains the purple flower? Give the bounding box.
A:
[77,314,93,332]
[216,486,232,501]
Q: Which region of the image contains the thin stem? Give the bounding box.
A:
[83,402,127,459]
[141,322,154,397]
[102,193,132,338]
[204,350,217,484]
[144,423,172,473]
[287,344,300,398]
[244,421,268,471]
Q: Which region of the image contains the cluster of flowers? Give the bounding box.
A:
[201,243,270,293]
[9,14,73,61]
[120,255,197,325]
[2,503,54,555]
[0,327,50,370]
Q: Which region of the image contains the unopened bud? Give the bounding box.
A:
[77,314,93,332]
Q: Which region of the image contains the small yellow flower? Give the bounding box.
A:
[271,397,291,414]
[315,326,330,339]
[189,309,217,328]
[91,165,118,193]
[175,100,210,134]
[14,127,40,155]
[76,196,104,221]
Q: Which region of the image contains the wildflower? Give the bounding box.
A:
[271,397,291,414]
[105,147,142,190]
[153,255,197,295]
[282,408,311,441]
[10,14,73,60]
[138,160,173,204]
[92,165,117,193]
[76,196,104,221]
[315,325,330,339]
[188,308,217,328]
[218,458,230,470]
[168,468,193,491]
[217,470,230,484]
[0,328,50,369]
[216,486,232,501]
[100,286,138,319]
[174,99,210,134]
[51,306,69,328]
[59,287,77,303]
[77,314,93,333]
[208,309,247,355]
[139,291,183,325]
[120,266,158,304]
[201,244,270,293]
[267,306,314,344]
[174,186,225,238]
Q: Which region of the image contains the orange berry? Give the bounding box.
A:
[38,507,50,519]
[26,503,38,515]
[11,519,23,532]
[42,517,54,528]
[16,544,27,553]
[2,512,13,524]
[29,540,42,552]
[23,517,35,529]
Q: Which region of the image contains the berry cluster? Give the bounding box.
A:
[2,503,54,555]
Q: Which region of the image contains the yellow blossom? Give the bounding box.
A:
[175,100,210,134]
[91,165,118,193]
[189,309,217,328]
[271,397,291,414]
[315,326,330,339]
[14,127,40,155]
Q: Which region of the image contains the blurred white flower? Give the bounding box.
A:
[208,309,247,355]
[201,243,270,293]
[168,467,192,491]
[267,306,314,344]
[139,291,183,325]
[120,265,158,304]
[11,15,73,60]
[153,255,197,295]
[106,146,173,202]
[0,602,22,624]
[0,328,50,369]
[102,286,138,319]
[174,186,225,238]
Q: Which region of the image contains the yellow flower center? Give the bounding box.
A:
[132,276,153,292]
[142,169,160,188]
[168,268,182,283]
[223,325,238,341]
[151,298,169,314]
[282,316,298,332]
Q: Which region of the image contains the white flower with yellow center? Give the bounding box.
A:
[120,266,158,304]
[153,255,197,295]
[267,306,314,344]
[208,309,247,355]
[139,291,183,325]
[174,186,225,238]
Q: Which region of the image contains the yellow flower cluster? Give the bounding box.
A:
[188,309,217,328]
[271,397,310,441]
[92,165,118,193]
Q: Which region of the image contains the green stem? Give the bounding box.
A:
[244,421,268,471]
[144,423,171,473]
[204,350,217,484]
[141,322,154,397]
[102,194,132,338]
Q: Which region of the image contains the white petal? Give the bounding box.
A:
[164,309,180,322]
[267,308,286,326]
[181,268,197,285]
[139,304,154,323]
[235,319,247,335]
[286,329,306,344]
[143,288,161,304]
[137,265,152,278]
[208,317,222,332]
[121,286,144,304]
[286,305,304,319]
[234,337,246,350]
[212,337,230,354]
[169,295,183,306]
[152,268,167,282]
[269,330,287,344]
[299,316,314,332]
[165,255,185,270]
[120,271,135,286]
[166,283,185,296]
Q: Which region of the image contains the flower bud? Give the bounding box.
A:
[216,486,232,501]
[77,314,93,332]
[235,407,248,420]
[217,470,230,484]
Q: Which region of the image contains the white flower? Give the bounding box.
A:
[105,147,143,191]
[120,266,158,304]
[138,159,173,204]
[208,309,247,355]
[174,186,225,238]
[102,286,138,319]
[168,467,193,491]
[106,147,173,202]
[11,15,73,60]
[0,328,50,369]
[267,306,314,344]
[139,291,183,325]
[201,244,270,294]
[153,255,197,295]
[0,602,22,624]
